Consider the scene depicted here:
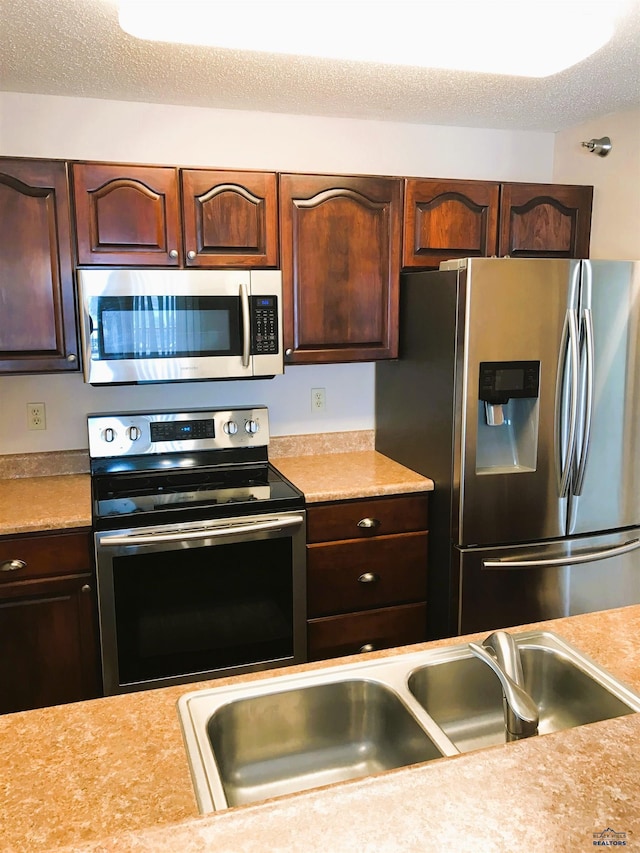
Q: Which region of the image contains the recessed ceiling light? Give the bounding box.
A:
[118,0,628,78]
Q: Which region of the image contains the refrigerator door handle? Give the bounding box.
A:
[482,537,640,569]
[574,306,595,495]
[555,307,580,497]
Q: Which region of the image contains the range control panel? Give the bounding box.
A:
[87,407,269,458]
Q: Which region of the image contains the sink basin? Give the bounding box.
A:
[407,632,640,753]
[177,631,640,812]
[206,679,443,807]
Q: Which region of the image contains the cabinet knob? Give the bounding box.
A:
[359,643,375,654]
[285,348,293,357]
[187,250,196,260]
[358,572,380,584]
[81,584,92,594]
[67,353,77,362]
[357,517,380,530]
[1,559,26,572]
[169,249,179,259]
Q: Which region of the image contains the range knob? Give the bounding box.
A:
[104,427,115,443]
[245,419,259,435]
[128,426,141,441]
[223,421,238,435]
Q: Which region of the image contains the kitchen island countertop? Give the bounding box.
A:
[1,605,639,852]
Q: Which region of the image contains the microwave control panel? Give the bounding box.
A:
[251,296,279,354]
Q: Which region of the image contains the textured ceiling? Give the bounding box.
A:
[1,0,640,131]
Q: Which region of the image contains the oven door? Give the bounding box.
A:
[94,511,306,695]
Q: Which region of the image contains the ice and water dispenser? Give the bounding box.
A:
[476,360,540,474]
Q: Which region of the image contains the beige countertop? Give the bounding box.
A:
[0,448,433,536]
[2,605,639,852]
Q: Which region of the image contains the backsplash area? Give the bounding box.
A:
[0,431,375,479]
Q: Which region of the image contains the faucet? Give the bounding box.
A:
[468,630,539,742]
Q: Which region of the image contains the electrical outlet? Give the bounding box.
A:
[311,388,326,413]
[27,402,46,430]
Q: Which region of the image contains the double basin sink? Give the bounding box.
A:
[177,630,640,813]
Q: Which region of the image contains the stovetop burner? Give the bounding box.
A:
[88,407,304,530]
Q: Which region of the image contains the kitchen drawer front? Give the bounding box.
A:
[0,531,92,585]
[307,532,428,617]
[306,494,428,544]
[307,602,427,661]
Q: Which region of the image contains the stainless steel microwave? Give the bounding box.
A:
[77,269,284,384]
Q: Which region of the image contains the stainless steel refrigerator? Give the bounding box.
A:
[375,258,640,638]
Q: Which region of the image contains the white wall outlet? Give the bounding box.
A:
[27,402,46,430]
[311,387,326,413]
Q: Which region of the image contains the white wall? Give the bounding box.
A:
[0,92,556,454]
[553,107,640,259]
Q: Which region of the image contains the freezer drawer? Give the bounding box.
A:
[456,528,640,635]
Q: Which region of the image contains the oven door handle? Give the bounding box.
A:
[99,514,305,546]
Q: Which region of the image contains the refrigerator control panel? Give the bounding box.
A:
[478,361,540,404]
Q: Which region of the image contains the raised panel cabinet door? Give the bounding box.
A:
[72,163,182,265]
[279,174,402,363]
[181,169,278,267]
[499,183,593,258]
[403,179,500,268]
[0,158,79,373]
[0,574,100,714]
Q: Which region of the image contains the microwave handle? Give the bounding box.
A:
[240,283,251,368]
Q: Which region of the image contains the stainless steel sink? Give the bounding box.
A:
[177,631,640,812]
[206,679,444,808]
[407,632,640,753]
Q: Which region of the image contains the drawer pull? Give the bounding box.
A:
[1,559,26,572]
[357,517,380,529]
[359,643,375,653]
[357,572,380,584]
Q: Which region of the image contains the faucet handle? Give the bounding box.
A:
[483,630,525,686]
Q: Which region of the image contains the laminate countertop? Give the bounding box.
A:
[2,605,639,852]
[0,451,434,536]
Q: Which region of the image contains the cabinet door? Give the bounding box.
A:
[499,183,593,258]
[0,159,79,374]
[181,170,278,267]
[0,574,100,714]
[403,179,499,268]
[0,531,100,714]
[279,174,402,363]
[72,163,182,265]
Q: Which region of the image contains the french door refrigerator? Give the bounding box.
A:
[375,258,640,638]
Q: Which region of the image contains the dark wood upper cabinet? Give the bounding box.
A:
[72,163,182,266]
[181,169,278,267]
[499,183,593,258]
[403,179,593,268]
[0,158,79,374]
[403,179,500,268]
[279,173,402,363]
[73,163,278,268]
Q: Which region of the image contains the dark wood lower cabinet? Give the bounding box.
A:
[306,494,429,662]
[0,531,101,714]
[308,602,428,661]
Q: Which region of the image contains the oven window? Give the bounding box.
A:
[90,296,242,360]
[112,538,294,685]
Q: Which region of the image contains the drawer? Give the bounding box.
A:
[307,532,428,617]
[307,494,428,544]
[0,531,92,584]
[307,602,427,661]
